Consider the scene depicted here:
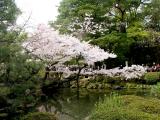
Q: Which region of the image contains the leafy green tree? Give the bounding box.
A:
[0,1,43,119]
[52,0,148,38]
[53,0,160,65]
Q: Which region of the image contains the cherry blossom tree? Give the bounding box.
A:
[24,24,116,65]
[24,25,146,90]
[24,24,116,88]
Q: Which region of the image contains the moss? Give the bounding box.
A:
[21,112,57,120]
[90,95,160,120]
[91,108,158,120]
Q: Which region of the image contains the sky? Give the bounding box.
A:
[15,0,62,28]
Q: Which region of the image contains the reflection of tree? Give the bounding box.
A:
[38,89,107,120]
[38,91,78,119]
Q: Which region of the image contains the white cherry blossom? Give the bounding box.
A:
[24,24,116,65]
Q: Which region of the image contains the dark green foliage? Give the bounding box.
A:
[0,0,43,86]
[0,29,43,85]
[91,32,133,62]
[0,1,45,120]
[4,80,42,120]
[53,0,145,36]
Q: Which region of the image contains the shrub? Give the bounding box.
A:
[10,81,36,97]
[144,72,160,84]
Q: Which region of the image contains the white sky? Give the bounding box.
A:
[15,0,62,28]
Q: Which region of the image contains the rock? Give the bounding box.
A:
[113,86,123,90]
[21,112,57,120]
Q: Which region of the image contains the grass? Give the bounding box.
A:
[90,94,160,120]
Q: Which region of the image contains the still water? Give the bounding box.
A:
[37,88,151,120]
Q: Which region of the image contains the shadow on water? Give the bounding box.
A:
[37,88,151,120]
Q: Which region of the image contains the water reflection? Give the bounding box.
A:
[37,88,151,120]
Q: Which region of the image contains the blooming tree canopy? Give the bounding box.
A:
[24,24,116,65]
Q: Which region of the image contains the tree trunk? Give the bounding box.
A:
[119,22,126,33]
[76,67,82,99]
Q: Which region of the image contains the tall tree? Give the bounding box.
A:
[52,0,159,65]
[52,0,148,39]
[25,24,116,91]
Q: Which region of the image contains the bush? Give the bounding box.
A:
[7,81,41,119]
[144,72,160,84]
[94,75,122,84]
[21,112,57,120]
[90,95,160,120]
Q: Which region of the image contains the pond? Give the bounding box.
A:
[37,88,152,120]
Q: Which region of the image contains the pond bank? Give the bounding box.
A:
[37,88,152,120]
